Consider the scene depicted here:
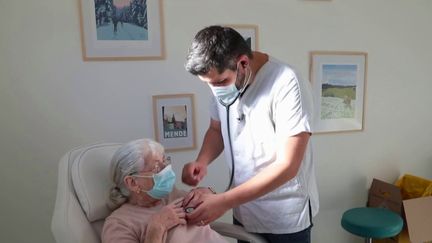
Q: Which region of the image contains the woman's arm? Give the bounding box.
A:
[101,219,139,243]
[144,222,167,243]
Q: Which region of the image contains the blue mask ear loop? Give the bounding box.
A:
[238,65,252,94]
[132,174,153,193]
[217,64,251,107]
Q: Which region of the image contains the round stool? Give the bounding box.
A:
[341,207,403,243]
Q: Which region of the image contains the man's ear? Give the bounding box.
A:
[237,54,249,68]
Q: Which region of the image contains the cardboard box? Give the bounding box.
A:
[369,178,432,243]
[403,196,432,243]
[368,178,402,215]
[373,229,410,243]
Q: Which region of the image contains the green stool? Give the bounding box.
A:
[341,207,403,243]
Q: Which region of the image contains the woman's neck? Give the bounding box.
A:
[128,194,162,208]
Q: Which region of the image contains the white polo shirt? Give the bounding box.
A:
[209,57,319,234]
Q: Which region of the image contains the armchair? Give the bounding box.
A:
[51,142,266,243]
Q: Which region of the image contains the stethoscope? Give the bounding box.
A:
[218,65,252,192]
[184,65,251,214]
[184,88,243,214]
[219,96,239,192]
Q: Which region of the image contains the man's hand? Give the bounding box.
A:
[182,187,215,210]
[185,193,229,226]
[182,161,207,186]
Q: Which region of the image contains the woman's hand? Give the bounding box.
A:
[150,197,186,231]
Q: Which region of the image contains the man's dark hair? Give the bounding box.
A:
[185,25,253,76]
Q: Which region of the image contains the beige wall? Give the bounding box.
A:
[1,0,431,242]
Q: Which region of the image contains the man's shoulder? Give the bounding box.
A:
[263,57,298,77]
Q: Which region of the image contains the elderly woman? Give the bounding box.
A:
[101,138,227,243]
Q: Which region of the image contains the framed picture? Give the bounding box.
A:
[225,24,259,51]
[152,94,197,152]
[78,0,165,61]
[309,51,368,133]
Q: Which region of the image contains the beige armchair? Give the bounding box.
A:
[51,142,266,243]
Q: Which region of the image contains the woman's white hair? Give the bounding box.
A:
[107,138,164,210]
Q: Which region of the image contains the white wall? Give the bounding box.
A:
[1,0,432,242]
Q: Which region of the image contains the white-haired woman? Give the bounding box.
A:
[101,138,227,243]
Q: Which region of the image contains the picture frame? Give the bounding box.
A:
[78,0,165,61]
[225,24,259,51]
[152,94,197,152]
[309,51,368,133]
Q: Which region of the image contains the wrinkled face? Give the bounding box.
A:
[142,153,169,174]
[133,153,170,191]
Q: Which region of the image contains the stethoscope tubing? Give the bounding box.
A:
[225,104,235,191]
[218,96,239,192]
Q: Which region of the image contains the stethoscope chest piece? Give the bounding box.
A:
[185,207,195,213]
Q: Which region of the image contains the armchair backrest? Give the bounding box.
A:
[51,143,121,243]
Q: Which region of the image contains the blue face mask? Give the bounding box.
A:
[136,165,176,199]
[210,83,240,105]
[209,64,252,106]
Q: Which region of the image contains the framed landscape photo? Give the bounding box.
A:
[225,24,259,51]
[78,0,165,61]
[309,51,368,133]
[152,94,197,152]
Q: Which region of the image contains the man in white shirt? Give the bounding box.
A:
[182,25,319,243]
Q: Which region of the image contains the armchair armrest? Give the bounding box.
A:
[210,221,267,243]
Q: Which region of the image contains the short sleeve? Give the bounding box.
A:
[273,71,313,138]
[209,96,220,121]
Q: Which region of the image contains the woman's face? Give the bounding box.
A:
[134,154,170,201]
[134,153,166,191]
[142,153,168,175]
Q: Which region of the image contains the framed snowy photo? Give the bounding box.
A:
[78,0,165,61]
[309,51,368,133]
[152,94,197,152]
